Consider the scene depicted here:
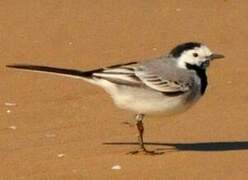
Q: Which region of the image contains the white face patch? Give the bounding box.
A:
[177,45,213,69]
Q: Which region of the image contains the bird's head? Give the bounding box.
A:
[169,42,224,70]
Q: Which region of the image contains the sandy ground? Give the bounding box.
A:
[1,0,248,179]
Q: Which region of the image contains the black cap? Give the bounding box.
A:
[169,42,201,58]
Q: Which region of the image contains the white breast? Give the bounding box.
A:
[92,77,202,115]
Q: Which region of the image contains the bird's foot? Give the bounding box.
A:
[127,148,164,155]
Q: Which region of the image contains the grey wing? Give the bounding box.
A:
[91,62,142,86]
[134,69,191,93]
[91,60,192,94]
[134,57,193,94]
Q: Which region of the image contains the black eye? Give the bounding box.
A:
[193,53,198,57]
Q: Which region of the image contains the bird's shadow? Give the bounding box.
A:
[103,141,248,152]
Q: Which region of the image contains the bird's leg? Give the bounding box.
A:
[128,114,163,155]
[136,114,145,150]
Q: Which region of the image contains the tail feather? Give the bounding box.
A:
[6,64,102,79]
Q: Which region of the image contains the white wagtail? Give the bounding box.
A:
[6,42,224,154]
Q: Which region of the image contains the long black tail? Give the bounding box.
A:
[6,64,101,78]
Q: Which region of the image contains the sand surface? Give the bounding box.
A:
[1,0,248,179]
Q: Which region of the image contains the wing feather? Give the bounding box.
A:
[91,62,141,85]
[135,69,190,93]
[91,62,191,94]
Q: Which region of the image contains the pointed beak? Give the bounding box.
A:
[209,53,225,60]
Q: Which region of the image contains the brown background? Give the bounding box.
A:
[1,0,248,179]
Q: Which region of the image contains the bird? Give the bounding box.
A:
[6,42,224,154]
